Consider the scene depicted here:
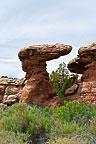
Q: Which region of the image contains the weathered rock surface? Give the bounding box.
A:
[65,84,78,96]
[18,43,72,105]
[3,95,18,105]
[0,78,26,105]
[0,85,6,102]
[68,42,96,103]
[5,86,19,94]
[0,78,26,86]
[68,42,96,74]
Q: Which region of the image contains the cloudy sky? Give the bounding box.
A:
[0,0,96,78]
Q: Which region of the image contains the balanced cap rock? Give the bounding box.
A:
[68,42,96,74]
[67,42,96,103]
[18,43,72,104]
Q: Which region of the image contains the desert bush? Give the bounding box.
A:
[49,101,96,143]
[52,100,96,125]
[58,121,80,134]
[83,117,96,142]
[0,130,28,144]
[0,105,7,114]
[0,103,51,133]
[0,102,96,143]
[87,117,96,135]
[48,136,88,144]
[0,103,52,144]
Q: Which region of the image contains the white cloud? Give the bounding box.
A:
[0,0,96,78]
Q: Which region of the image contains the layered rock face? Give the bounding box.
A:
[0,78,26,105]
[67,42,96,103]
[18,44,72,105]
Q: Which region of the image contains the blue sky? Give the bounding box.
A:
[0,0,96,78]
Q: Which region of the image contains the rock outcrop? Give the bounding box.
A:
[3,95,18,105]
[18,43,72,105]
[0,78,26,105]
[67,42,96,103]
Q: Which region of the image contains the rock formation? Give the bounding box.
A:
[0,78,26,105]
[67,42,96,103]
[18,43,72,105]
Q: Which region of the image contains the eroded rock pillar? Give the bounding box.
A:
[19,61,56,103]
[68,42,96,103]
[18,43,72,105]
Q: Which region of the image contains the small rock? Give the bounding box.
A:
[65,84,78,96]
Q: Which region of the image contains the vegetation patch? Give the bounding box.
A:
[49,62,74,97]
[5,90,16,96]
[0,101,96,143]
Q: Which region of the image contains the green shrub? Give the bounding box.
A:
[48,136,88,144]
[49,62,73,97]
[0,76,17,79]
[52,101,96,125]
[0,103,49,133]
[0,105,7,114]
[59,122,80,134]
[0,103,52,144]
[1,76,8,78]
[59,78,72,97]
[0,130,28,144]
[85,117,96,142]
[0,102,96,143]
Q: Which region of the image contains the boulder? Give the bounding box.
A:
[3,94,18,105]
[65,84,78,96]
[18,43,72,104]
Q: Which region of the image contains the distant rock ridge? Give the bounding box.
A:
[18,43,72,106]
[67,42,96,104]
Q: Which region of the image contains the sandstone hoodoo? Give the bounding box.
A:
[67,42,96,103]
[18,43,72,105]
